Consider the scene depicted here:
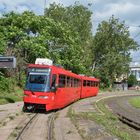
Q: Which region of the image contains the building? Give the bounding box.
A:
[130,62,140,85]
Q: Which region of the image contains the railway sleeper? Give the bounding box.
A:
[117,113,140,130]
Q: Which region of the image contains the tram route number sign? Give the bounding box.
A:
[0,56,16,68]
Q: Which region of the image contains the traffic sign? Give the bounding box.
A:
[0,56,16,68]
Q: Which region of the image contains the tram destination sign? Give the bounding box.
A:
[0,56,16,68]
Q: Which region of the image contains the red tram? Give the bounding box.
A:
[23,59,99,112]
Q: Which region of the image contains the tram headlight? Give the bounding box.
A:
[39,96,49,99]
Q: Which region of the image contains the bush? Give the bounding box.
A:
[128,74,137,87]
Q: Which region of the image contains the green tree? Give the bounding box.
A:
[128,74,137,87]
[0,11,67,61]
[0,10,90,75]
[45,3,93,74]
[93,16,138,88]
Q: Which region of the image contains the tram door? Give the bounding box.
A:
[54,74,67,108]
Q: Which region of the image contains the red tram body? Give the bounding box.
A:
[81,76,99,99]
[23,61,99,112]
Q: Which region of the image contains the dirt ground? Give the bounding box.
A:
[0,102,24,140]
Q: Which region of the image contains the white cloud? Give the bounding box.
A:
[95,2,140,21]
[87,0,94,3]
[129,26,140,36]
[16,5,29,13]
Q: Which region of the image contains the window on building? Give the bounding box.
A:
[138,71,140,78]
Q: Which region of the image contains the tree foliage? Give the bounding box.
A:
[45,3,93,74]
[0,4,139,90]
[0,11,75,62]
[93,16,138,87]
[128,74,137,87]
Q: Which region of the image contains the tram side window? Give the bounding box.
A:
[83,80,86,86]
[97,82,99,87]
[78,80,81,87]
[71,78,74,87]
[91,81,94,87]
[74,79,77,87]
[66,76,71,87]
[58,75,66,88]
[51,74,56,88]
[95,82,98,87]
[87,81,91,86]
[77,79,79,87]
[77,79,80,87]
[94,82,96,87]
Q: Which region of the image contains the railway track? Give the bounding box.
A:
[15,111,56,140]
[16,113,38,140]
[105,94,140,130]
[72,93,140,139]
[117,113,140,130]
[8,92,139,140]
[47,112,56,140]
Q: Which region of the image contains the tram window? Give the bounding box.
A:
[29,75,46,84]
[78,80,81,87]
[91,81,94,87]
[76,79,79,87]
[95,82,97,87]
[71,78,74,87]
[74,79,76,87]
[51,74,56,87]
[74,79,79,87]
[66,76,71,87]
[58,75,66,88]
[87,81,91,86]
[94,82,96,87]
[83,80,86,86]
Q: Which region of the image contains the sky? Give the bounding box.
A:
[0,0,140,62]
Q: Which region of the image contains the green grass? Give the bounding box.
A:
[0,87,23,105]
[129,97,140,108]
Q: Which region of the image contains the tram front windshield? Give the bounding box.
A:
[25,73,50,92]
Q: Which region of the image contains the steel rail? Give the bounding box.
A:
[16,113,38,140]
[117,113,140,130]
[106,94,140,130]
[47,112,56,140]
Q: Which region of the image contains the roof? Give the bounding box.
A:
[28,64,100,81]
[80,75,99,82]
